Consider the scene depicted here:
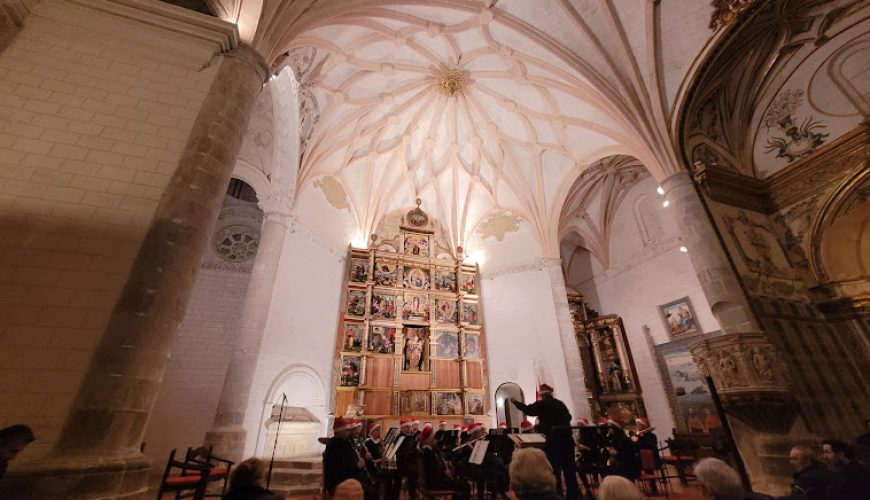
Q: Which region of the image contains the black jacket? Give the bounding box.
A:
[512,398,571,437]
[323,437,362,493]
[790,461,835,500]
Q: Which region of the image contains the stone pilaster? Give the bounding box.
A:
[543,258,593,419]
[205,190,293,461]
[0,45,269,500]
[661,171,758,333]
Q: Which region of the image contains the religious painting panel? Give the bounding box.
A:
[371,291,398,320]
[403,265,431,290]
[433,268,456,292]
[400,390,431,415]
[433,359,460,388]
[658,296,700,338]
[434,330,459,358]
[402,327,430,372]
[464,360,483,389]
[461,301,480,326]
[465,392,485,415]
[346,289,367,318]
[340,355,361,387]
[373,258,399,287]
[435,297,458,324]
[366,356,396,388]
[460,271,478,295]
[463,332,481,359]
[403,233,430,257]
[368,325,397,354]
[654,335,720,434]
[341,322,364,353]
[363,391,393,416]
[592,321,631,393]
[348,257,369,284]
[402,292,430,322]
[433,391,464,416]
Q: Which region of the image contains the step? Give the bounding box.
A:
[270,483,321,496]
[271,454,323,470]
[270,468,322,487]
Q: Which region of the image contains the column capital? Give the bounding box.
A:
[226,43,271,84]
[258,189,293,220]
[660,169,693,192]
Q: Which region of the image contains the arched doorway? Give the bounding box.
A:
[257,365,327,458]
[494,382,525,430]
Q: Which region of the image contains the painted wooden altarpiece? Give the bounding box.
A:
[333,201,488,423]
[568,289,647,425]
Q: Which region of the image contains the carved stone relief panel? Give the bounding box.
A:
[201,195,264,273]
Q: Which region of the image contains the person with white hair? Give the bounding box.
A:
[596,475,644,500]
[694,458,744,500]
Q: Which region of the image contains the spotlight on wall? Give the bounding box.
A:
[679,246,688,253]
[662,199,670,208]
[464,250,485,266]
[350,236,369,249]
[656,186,664,196]
[497,397,504,407]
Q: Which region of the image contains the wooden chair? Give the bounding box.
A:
[157,449,212,500]
[660,442,697,486]
[183,446,233,497]
[417,456,461,500]
[636,448,670,498]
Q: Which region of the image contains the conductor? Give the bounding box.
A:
[511,384,581,500]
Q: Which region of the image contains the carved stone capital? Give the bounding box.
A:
[257,189,293,219]
[690,332,797,433]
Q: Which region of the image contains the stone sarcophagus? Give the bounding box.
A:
[690,332,797,433]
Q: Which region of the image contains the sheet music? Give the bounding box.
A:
[469,440,489,465]
[385,435,404,461]
[517,433,546,443]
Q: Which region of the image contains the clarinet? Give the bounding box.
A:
[352,438,379,485]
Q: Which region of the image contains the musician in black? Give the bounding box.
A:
[391,418,419,500]
[420,426,471,500]
[604,419,641,481]
[323,417,376,500]
[511,384,580,500]
[631,418,659,464]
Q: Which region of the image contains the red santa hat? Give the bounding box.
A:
[467,422,485,433]
[438,421,447,430]
[352,420,362,429]
[539,384,554,395]
[607,419,622,429]
[577,417,590,426]
[423,421,433,430]
[333,417,354,432]
[636,417,650,427]
[498,422,508,429]
[418,425,434,443]
[400,418,413,428]
[520,420,534,433]
[453,424,463,431]
[412,419,421,427]
[597,417,609,425]
[368,422,381,433]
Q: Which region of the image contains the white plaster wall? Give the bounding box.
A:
[567,177,716,439]
[242,221,346,457]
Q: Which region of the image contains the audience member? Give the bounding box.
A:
[821,438,870,500]
[596,475,644,500]
[223,458,286,500]
[0,425,35,480]
[508,448,561,500]
[852,420,870,466]
[788,444,833,500]
[694,458,744,500]
[333,479,365,500]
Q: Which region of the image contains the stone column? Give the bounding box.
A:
[543,258,593,419]
[205,190,292,461]
[0,45,268,500]
[660,171,758,333]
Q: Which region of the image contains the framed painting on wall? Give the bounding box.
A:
[402,327,430,371]
[463,332,481,359]
[403,233,430,257]
[435,297,458,323]
[653,334,721,434]
[402,293,430,322]
[460,271,478,295]
[465,392,485,415]
[403,265,431,290]
[400,390,430,415]
[433,391,464,416]
[368,325,396,354]
[433,268,456,292]
[340,355,361,387]
[461,301,480,326]
[658,296,700,338]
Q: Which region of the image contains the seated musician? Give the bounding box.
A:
[420,426,471,500]
[604,419,641,481]
[323,417,376,500]
[631,418,659,463]
[454,423,509,499]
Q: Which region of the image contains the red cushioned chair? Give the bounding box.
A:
[417,456,462,500]
[660,442,696,486]
[157,448,212,500]
[183,446,234,498]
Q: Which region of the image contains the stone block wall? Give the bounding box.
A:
[0,0,224,460]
